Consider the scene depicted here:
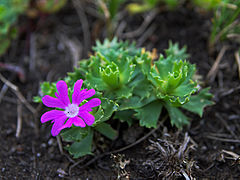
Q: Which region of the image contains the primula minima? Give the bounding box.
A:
[41,80,101,136]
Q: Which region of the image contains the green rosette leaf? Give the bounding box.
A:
[164,102,189,129]
[65,129,93,158]
[147,53,198,106]
[135,100,163,128]
[165,41,189,61]
[182,88,214,116]
[85,40,138,101]
[95,122,118,140]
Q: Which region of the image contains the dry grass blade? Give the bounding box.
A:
[234,51,240,79]
[207,46,228,83]
[72,0,90,57]
[96,0,110,19]
[16,99,22,138]
[178,133,190,159]
[122,9,158,38]
[222,149,240,160]
[205,135,240,143]
[146,132,197,179]
[0,73,36,114]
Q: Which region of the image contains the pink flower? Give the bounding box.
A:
[41,80,101,136]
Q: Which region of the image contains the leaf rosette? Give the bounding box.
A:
[149,55,198,106]
[85,40,138,100]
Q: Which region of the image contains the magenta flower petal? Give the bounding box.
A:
[41,110,66,123]
[51,116,68,136]
[59,116,86,130]
[72,116,86,127]
[73,88,96,105]
[56,80,70,106]
[78,111,95,126]
[42,95,66,109]
[80,89,95,103]
[78,98,101,112]
[72,80,83,104]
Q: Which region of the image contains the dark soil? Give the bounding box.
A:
[0,2,240,179]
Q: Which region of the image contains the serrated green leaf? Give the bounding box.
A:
[136,100,163,128]
[115,85,133,99]
[94,98,118,124]
[165,41,189,60]
[182,88,214,117]
[65,130,93,158]
[114,110,135,126]
[119,59,136,84]
[100,61,120,89]
[61,126,89,142]
[164,102,189,128]
[95,122,118,140]
[132,78,153,100]
[86,73,107,91]
[119,94,156,111]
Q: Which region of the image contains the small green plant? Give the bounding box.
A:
[36,0,67,13]
[36,38,213,158]
[127,0,179,14]
[193,0,222,10]
[96,0,126,38]
[0,0,29,56]
[209,0,240,48]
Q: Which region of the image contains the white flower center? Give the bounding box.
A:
[64,104,79,118]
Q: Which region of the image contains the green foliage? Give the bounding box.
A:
[96,0,126,38]
[210,0,240,47]
[33,82,56,103]
[102,0,126,20]
[0,0,29,56]
[127,0,179,13]
[37,38,213,158]
[65,129,94,158]
[193,0,222,10]
[36,0,67,13]
[182,87,214,116]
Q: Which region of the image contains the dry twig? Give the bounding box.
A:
[16,99,23,138]
[215,113,237,138]
[219,85,240,97]
[137,24,157,46]
[57,135,64,155]
[205,135,240,143]
[59,35,82,68]
[234,51,240,79]
[72,0,90,57]
[222,149,240,161]
[122,9,158,38]
[207,46,228,83]
[0,73,39,136]
[0,73,36,114]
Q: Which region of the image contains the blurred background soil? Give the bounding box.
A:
[0,1,239,179]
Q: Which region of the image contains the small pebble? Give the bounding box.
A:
[2,167,5,172]
[201,146,207,151]
[48,138,54,146]
[41,143,47,148]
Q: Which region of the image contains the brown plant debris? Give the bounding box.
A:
[142,132,197,179]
